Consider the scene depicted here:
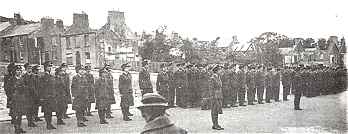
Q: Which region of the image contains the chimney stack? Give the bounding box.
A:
[56,19,64,32]
[73,12,89,30]
[41,17,54,33]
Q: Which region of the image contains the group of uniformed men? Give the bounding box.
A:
[3,59,347,133]
[3,61,137,134]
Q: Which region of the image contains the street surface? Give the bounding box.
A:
[0,91,346,133]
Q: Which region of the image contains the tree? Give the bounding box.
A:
[317,38,328,50]
[251,32,288,66]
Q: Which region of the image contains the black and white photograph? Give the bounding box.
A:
[0,0,347,133]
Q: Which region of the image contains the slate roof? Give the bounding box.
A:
[1,23,40,37]
[0,22,11,32]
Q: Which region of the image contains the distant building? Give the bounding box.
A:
[60,12,99,68]
[0,13,64,65]
[97,11,140,69]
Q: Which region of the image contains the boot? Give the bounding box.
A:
[77,122,87,127]
[34,117,43,122]
[126,107,133,116]
[106,113,114,119]
[100,120,109,124]
[57,119,66,125]
[45,117,56,130]
[28,121,37,127]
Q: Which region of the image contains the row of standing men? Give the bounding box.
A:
[3,61,137,134]
[156,63,347,110]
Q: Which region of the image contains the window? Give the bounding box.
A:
[19,36,24,46]
[85,52,90,59]
[66,53,73,65]
[84,35,89,46]
[74,36,79,48]
[108,47,111,52]
[66,37,71,49]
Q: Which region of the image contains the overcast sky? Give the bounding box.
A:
[1,0,347,46]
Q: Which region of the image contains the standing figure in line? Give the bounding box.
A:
[59,63,71,119]
[230,64,239,107]
[4,63,16,124]
[85,65,95,116]
[71,65,89,127]
[174,63,188,108]
[54,67,71,125]
[139,60,153,96]
[167,62,176,108]
[119,63,134,121]
[39,61,58,130]
[237,65,246,106]
[105,64,116,119]
[95,68,111,124]
[293,66,304,110]
[199,64,211,110]
[157,63,170,101]
[265,67,273,103]
[246,65,256,105]
[12,65,32,134]
[271,67,280,102]
[221,63,232,108]
[31,65,43,122]
[22,63,38,127]
[209,65,224,130]
[255,65,265,104]
[281,66,291,101]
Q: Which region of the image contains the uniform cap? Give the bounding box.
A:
[121,63,131,69]
[32,65,40,71]
[85,65,92,70]
[142,59,149,67]
[137,93,169,109]
[43,61,53,68]
[75,65,84,72]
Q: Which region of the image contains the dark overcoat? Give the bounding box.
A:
[119,71,134,107]
[85,73,95,103]
[209,73,223,114]
[12,76,32,115]
[71,74,89,110]
[95,78,111,109]
[139,67,153,93]
[39,72,57,113]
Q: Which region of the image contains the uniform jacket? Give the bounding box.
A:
[271,71,280,88]
[198,69,210,98]
[141,116,187,134]
[71,74,89,98]
[235,70,245,88]
[281,69,291,87]
[85,73,95,102]
[95,78,111,109]
[12,75,31,115]
[106,72,116,104]
[54,76,70,103]
[264,71,272,88]
[156,70,170,93]
[293,71,303,95]
[254,70,265,87]
[119,71,133,95]
[209,73,223,99]
[220,69,231,89]
[245,70,256,89]
[174,69,188,87]
[39,72,56,102]
[4,74,14,108]
[139,67,153,89]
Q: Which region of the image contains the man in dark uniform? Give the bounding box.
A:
[230,64,239,107]
[265,67,272,103]
[209,65,224,130]
[4,63,15,124]
[85,65,95,116]
[255,65,265,104]
[119,63,134,121]
[71,65,88,127]
[221,63,232,108]
[281,66,291,101]
[39,61,57,129]
[95,69,110,124]
[237,65,246,106]
[59,63,72,119]
[105,64,116,118]
[139,60,153,96]
[22,63,38,127]
[156,63,170,102]
[167,62,176,108]
[54,67,71,125]
[12,65,32,134]
[199,64,211,110]
[31,65,43,122]
[293,66,304,110]
[271,67,280,102]
[174,63,188,108]
[246,65,256,105]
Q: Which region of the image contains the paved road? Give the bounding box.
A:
[0,91,347,133]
